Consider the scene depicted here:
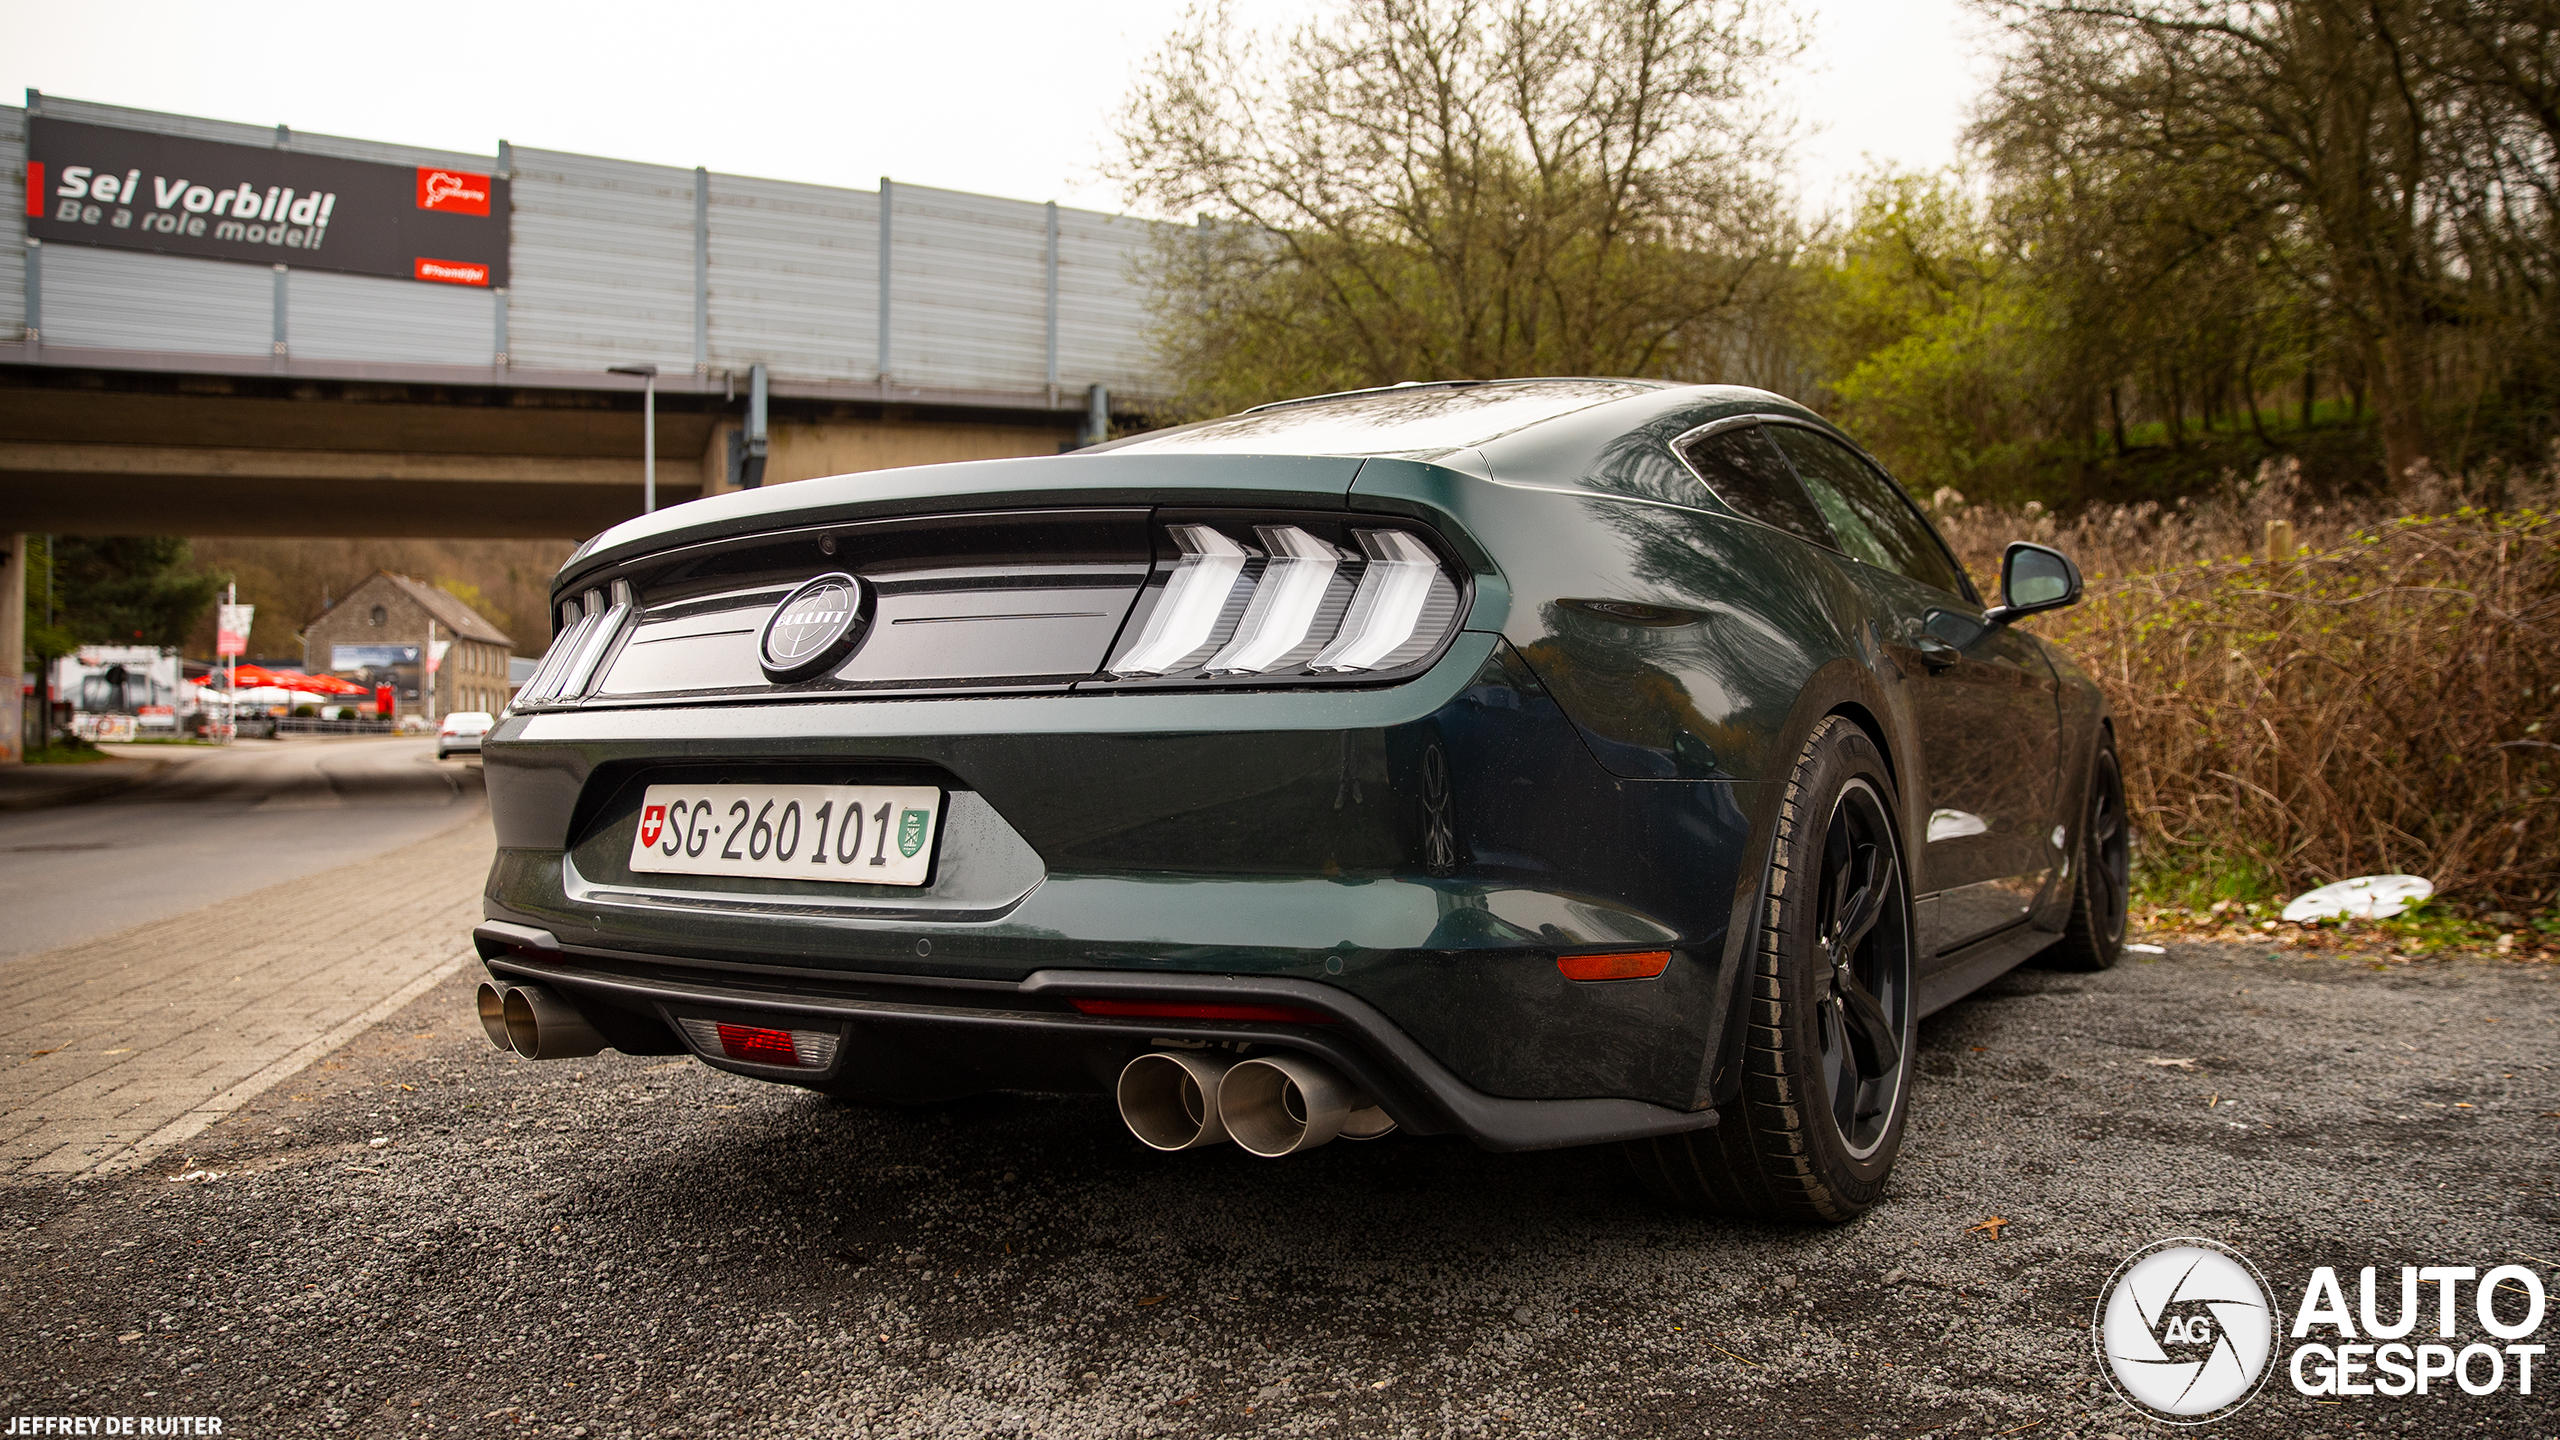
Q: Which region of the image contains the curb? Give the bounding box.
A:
[0,758,172,813]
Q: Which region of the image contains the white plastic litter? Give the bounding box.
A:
[2280,874,2433,923]
[1927,809,1989,843]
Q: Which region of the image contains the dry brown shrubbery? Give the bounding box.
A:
[1934,459,2560,912]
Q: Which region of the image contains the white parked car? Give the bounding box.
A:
[437,711,495,760]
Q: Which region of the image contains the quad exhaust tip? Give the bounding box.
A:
[475,980,607,1060]
[475,981,512,1050]
[1117,1051,1234,1151]
[1115,1050,1394,1156]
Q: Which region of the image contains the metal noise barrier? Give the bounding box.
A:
[1117,1051,1235,1151]
[494,982,609,1060]
[1215,1054,1396,1158]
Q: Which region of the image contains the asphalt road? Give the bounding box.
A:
[4,941,2553,1439]
[0,738,481,959]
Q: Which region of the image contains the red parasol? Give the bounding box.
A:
[213,663,369,695]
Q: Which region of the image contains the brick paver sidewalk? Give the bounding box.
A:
[0,806,493,1178]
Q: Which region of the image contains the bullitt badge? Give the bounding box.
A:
[758,572,871,682]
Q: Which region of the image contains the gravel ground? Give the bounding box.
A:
[4,939,2554,1439]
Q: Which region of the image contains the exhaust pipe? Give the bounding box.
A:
[474,982,513,1049]
[1116,1051,1235,1151]
[1216,1054,1396,1158]
[497,982,608,1060]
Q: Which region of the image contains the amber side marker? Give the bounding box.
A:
[1069,998,1338,1025]
[1557,950,1671,982]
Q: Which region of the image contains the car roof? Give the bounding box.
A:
[1087,378,1674,459]
[549,379,1824,590]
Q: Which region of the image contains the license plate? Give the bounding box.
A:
[628,783,942,886]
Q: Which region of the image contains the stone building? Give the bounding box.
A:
[302,572,514,719]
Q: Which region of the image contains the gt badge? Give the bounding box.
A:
[758,572,871,682]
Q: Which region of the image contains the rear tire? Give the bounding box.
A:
[2042,737,2129,972]
[1626,716,1917,1223]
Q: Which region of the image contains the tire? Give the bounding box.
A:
[1626,715,1918,1223]
[2041,736,2130,971]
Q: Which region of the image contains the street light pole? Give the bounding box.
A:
[608,364,660,513]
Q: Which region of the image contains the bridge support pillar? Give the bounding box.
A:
[0,534,23,762]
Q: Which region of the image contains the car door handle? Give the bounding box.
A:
[1912,635,1962,670]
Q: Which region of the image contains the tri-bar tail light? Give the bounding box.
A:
[1104,517,1465,685]
[674,1016,842,1070]
[511,580,635,711]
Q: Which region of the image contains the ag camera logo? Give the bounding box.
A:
[2095,1237,2276,1423]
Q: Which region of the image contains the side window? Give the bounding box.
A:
[1673,425,1834,547]
[1767,427,1968,596]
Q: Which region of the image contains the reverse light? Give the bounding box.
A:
[674,1017,842,1069]
[1069,997,1339,1025]
[1112,525,1252,676]
[1205,525,1346,673]
[1556,950,1672,982]
[1310,529,1441,671]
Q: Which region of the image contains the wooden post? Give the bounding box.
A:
[2263,519,2296,562]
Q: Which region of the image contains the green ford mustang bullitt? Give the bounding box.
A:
[471,378,2127,1223]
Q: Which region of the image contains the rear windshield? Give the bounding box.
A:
[1095,381,1656,457]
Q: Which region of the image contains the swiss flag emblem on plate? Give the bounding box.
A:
[639,804,666,850]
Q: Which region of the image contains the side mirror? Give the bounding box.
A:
[1986,542,2081,625]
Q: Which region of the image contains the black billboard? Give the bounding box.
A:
[24,118,509,288]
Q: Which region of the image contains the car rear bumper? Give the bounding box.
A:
[473,920,1719,1152]
[478,635,1775,1125]
[440,734,485,753]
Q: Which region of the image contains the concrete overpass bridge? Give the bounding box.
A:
[1,92,1169,757]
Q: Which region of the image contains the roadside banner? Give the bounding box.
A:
[217,604,254,657]
[331,643,419,669]
[26,117,510,287]
[74,714,139,742]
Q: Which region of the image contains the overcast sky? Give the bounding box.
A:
[7,0,1997,217]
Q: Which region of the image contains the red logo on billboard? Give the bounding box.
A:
[414,257,490,287]
[416,167,491,215]
[640,804,667,849]
[24,161,42,217]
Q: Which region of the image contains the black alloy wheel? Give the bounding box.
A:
[1813,775,1911,1159]
[1627,716,1916,1222]
[2047,737,2130,971]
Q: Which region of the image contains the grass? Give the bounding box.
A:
[24,739,112,765]
[2132,897,2555,961]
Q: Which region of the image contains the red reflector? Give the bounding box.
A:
[1069,998,1336,1025]
[1557,950,1672,982]
[714,1023,801,1065]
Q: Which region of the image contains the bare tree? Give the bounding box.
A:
[1115,0,1806,415]
[1972,0,2558,486]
